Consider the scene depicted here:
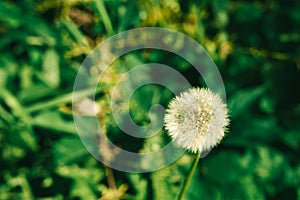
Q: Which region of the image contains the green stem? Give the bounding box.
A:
[95,0,113,36]
[25,87,102,113]
[178,152,201,200]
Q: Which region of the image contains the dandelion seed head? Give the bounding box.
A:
[164,88,229,153]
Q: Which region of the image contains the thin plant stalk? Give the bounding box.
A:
[94,0,113,36]
[25,87,102,113]
[178,152,201,200]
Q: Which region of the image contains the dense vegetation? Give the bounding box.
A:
[0,0,299,199]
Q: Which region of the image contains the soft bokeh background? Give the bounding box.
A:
[0,0,299,199]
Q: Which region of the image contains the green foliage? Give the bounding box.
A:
[0,0,299,199]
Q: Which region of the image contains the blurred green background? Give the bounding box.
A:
[0,0,299,199]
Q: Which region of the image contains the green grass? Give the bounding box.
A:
[0,0,299,199]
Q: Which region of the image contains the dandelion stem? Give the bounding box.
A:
[178,152,201,200]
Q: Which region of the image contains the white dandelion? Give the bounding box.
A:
[164,87,229,153]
